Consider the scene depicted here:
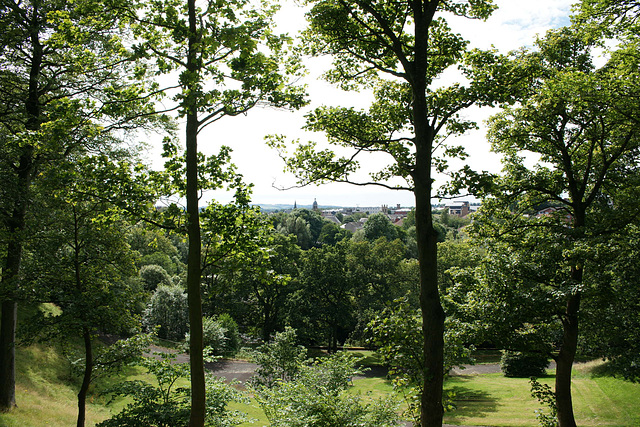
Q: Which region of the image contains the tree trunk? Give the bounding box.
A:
[413,102,445,427]
[410,3,445,425]
[186,1,206,425]
[0,228,24,411]
[0,301,17,411]
[414,173,445,427]
[555,268,582,427]
[77,328,93,427]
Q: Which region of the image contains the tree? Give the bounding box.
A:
[363,213,398,242]
[130,0,306,423]
[139,264,173,291]
[294,242,356,351]
[462,27,640,427]
[575,0,640,37]
[0,0,159,409]
[21,156,153,427]
[579,223,640,382]
[144,285,190,341]
[268,1,518,424]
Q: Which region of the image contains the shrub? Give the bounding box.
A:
[184,316,227,355]
[98,352,246,427]
[217,313,241,355]
[143,285,189,342]
[500,350,550,378]
[254,352,399,427]
[250,327,307,388]
[183,314,242,356]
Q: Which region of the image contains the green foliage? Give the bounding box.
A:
[216,314,242,356]
[342,212,367,224]
[98,352,246,427]
[500,351,550,378]
[272,209,327,249]
[318,222,351,245]
[367,298,473,383]
[292,242,355,348]
[139,264,172,291]
[251,327,307,389]
[530,377,558,427]
[185,317,227,355]
[254,352,400,427]
[366,298,473,422]
[143,285,189,342]
[184,315,241,357]
[363,213,398,242]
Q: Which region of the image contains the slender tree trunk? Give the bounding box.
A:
[77,327,93,427]
[555,268,582,427]
[186,1,205,425]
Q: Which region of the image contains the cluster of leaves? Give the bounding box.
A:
[530,377,558,427]
[366,297,472,422]
[250,327,308,388]
[184,314,242,357]
[99,352,246,427]
[251,329,399,427]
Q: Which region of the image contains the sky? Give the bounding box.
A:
[144,0,577,209]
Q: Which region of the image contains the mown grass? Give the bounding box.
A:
[443,361,640,426]
[3,342,640,427]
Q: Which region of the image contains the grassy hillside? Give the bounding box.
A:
[0,343,115,427]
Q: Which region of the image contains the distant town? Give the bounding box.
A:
[254,199,481,233]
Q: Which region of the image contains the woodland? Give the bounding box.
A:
[1,0,639,427]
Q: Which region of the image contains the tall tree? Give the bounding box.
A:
[268,1,518,424]
[131,1,306,423]
[464,27,640,427]
[0,0,158,410]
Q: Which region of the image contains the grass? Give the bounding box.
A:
[2,341,640,427]
[0,344,115,427]
[443,361,640,426]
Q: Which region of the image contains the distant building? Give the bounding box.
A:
[448,201,470,217]
[312,198,318,211]
[341,217,367,233]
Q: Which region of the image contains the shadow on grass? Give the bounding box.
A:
[586,359,632,379]
[444,376,500,423]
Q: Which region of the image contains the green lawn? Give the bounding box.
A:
[443,361,640,426]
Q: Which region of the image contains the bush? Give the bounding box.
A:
[254,352,399,427]
[217,313,241,355]
[143,285,189,342]
[183,314,242,356]
[250,327,307,388]
[98,352,246,427]
[184,316,226,355]
[500,350,550,378]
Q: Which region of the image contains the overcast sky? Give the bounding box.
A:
[146,0,577,208]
